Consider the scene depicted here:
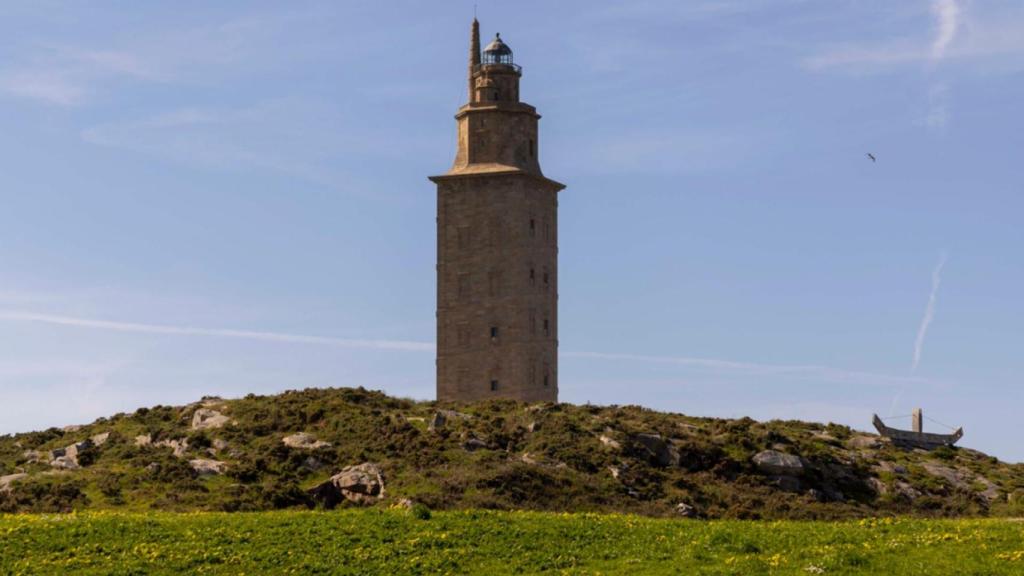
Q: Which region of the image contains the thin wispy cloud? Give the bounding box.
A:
[563,351,933,388]
[0,309,933,390]
[0,69,87,107]
[930,0,960,61]
[912,252,948,372]
[0,46,158,107]
[0,310,434,352]
[801,0,1024,72]
[924,1,958,130]
[924,82,950,130]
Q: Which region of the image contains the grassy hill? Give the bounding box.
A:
[1,387,1022,519]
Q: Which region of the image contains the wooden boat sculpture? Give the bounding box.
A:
[872,409,963,450]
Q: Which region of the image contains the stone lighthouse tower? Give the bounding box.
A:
[430,20,564,402]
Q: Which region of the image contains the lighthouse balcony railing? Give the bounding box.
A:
[474,62,522,73]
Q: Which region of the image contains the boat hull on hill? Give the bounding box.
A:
[872,414,963,450]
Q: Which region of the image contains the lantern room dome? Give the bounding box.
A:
[482,33,514,65]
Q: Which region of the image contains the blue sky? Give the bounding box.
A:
[1,1,1022,460]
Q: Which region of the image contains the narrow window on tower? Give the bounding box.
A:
[490,326,499,341]
[490,380,499,391]
[543,364,551,387]
[529,139,535,157]
[529,267,535,284]
[543,318,550,337]
[529,218,536,237]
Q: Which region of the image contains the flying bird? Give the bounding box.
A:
[866,153,876,162]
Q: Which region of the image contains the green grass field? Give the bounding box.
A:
[1,510,1023,575]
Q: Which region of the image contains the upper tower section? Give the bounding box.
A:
[436,20,559,182]
[473,33,520,104]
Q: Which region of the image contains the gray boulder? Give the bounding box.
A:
[847,435,881,450]
[608,464,628,480]
[48,439,95,469]
[282,433,331,450]
[770,475,802,493]
[752,450,804,476]
[428,411,447,431]
[873,461,908,475]
[155,439,189,457]
[191,408,231,430]
[50,456,79,470]
[632,433,680,467]
[428,409,471,432]
[134,435,152,447]
[675,502,698,518]
[462,438,491,452]
[895,481,922,501]
[0,473,27,492]
[189,459,227,477]
[599,434,621,450]
[309,463,385,508]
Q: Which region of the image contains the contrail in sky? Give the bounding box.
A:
[0,309,932,389]
[0,310,435,352]
[930,0,960,61]
[912,252,948,372]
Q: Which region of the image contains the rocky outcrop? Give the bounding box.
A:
[189,459,227,477]
[134,435,152,447]
[608,464,628,480]
[752,450,804,476]
[90,433,110,447]
[462,438,491,452]
[47,438,98,469]
[191,409,231,430]
[632,434,679,467]
[847,435,881,450]
[599,434,621,450]
[428,411,447,431]
[873,461,908,475]
[923,463,975,492]
[428,409,471,432]
[308,463,385,508]
[770,475,802,493]
[22,450,41,464]
[922,462,1002,502]
[0,473,27,492]
[155,439,189,457]
[282,433,331,450]
[675,502,698,518]
[50,456,79,470]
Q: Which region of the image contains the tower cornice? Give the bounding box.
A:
[429,165,565,191]
[454,102,539,120]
